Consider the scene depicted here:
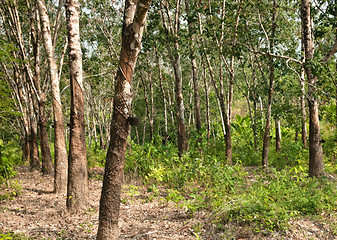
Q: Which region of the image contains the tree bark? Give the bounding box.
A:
[161,0,188,156]
[301,0,325,177]
[38,0,68,193]
[140,67,154,141]
[155,45,168,144]
[275,119,281,152]
[300,67,308,148]
[30,6,54,175]
[39,97,54,174]
[202,64,211,140]
[146,52,155,141]
[65,0,89,212]
[28,91,40,170]
[97,0,151,239]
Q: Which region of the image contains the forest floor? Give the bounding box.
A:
[0,166,336,239]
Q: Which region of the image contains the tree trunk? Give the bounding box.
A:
[65,0,89,212]
[225,73,234,165]
[262,0,277,168]
[38,0,68,193]
[250,56,259,150]
[28,92,40,170]
[171,40,189,156]
[301,0,325,177]
[99,123,105,149]
[87,112,92,149]
[13,64,31,163]
[140,69,154,141]
[23,135,31,163]
[185,0,201,134]
[146,52,155,141]
[161,0,188,156]
[155,45,168,144]
[97,1,151,239]
[142,109,147,145]
[198,4,232,161]
[30,122,40,170]
[300,68,308,148]
[39,98,54,174]
[93,115,98,148]
[202,64,211,140]
[26,1,53,174]
[275,119,281,152]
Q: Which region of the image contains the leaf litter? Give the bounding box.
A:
[0,166,336,239]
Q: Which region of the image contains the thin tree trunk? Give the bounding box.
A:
[135,126,140,145]
[226,73,234,165]
[28,91,40,170]
[166,82,175,125]
[97,1,151,239]
[275,119,281,152]
[300,68,308,148]
[39,98,54,174]
[99,123,105,149]
[262,0,277,168]
[185,0,201,133]
[146,52,155,141]
[202,64,211,140]
[155,45,168,144]
[87,112,92,149]
[301,0,325,177]
[30,122,40,170]
[13,64,31,163]
[65,0,89,212]
[31,6,54,175]
[142,108,147,145]
[22,133,31,163]
[250,56,259,150]
[140,69,153,141]
[38,0,68,193]
[93,115,98,148]
[198,4,231,161]
[161,0,188,156]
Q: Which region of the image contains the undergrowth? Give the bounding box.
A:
[0,141,22,201]
[0,230,29,240]
[122,119,337,235]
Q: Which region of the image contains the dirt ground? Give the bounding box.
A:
[1,166,336,239]
[0,166,205,239]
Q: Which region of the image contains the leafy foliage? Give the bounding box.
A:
[0,141,20,186]
[122,118,337,234]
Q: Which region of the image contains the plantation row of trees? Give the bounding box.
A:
[0,0,337,238]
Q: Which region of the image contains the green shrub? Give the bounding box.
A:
[87,146,106,168]
[0,141,20,186]
[212,169,337,232]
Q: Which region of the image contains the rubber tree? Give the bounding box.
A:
[160,0,189,156]
[97,0,152,238]
[38,0,68,193]
[65,0,89,212]
[301,0,325,177]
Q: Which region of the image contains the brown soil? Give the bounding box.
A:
[1,166,336,239]
[0,166,203,239]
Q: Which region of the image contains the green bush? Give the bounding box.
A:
[212,169,337,232]
[87,146,106,168]
[0,141,20,186]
